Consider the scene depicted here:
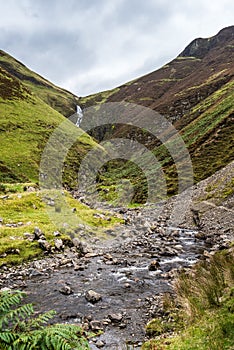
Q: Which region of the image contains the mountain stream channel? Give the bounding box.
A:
[0,201,228,350]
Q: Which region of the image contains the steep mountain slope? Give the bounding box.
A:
[0,50,79,117]
[80,26,233,119]
[0,64,96,185]
[79,26,234,202]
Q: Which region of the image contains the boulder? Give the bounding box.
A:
[59,285,73,295]
[85,290,102,303]
[54,238,64,250]
[34,227,44,239]
[148,260,160,271]
[108,313,123,323]
[38,239,51,251]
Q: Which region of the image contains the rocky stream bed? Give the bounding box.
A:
[1,196,232,350]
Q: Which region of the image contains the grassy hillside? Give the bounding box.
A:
[1,28,233,204]
[0,65,121,266]
[0,65,97,184]
[83,78,233,204]
[0,50,79,117]
[79,26,234,203]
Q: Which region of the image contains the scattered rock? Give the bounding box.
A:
[38,239,51,251]
[54,239,64,250]
[73,264,85,271]
[53,231,61,237]
[59,285,73,295]
[90,320,103,331]
[96,340,105,348]
[108,313,123,323]
[195,232,206,240]
[6,248,20,255]
[103,253,113,261]
[0,195,9,200]
[148,260,160,271]
[72,238,83,249]
[34,227,43,239]
[48,200,55,206]
[85,290,102,303]
[24,186,36,192]
[60,312,79,320]
[23,232,35,241]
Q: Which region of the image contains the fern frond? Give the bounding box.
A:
[12,334,35,350]
[0,290,91,350]
[0,331,18,344]
[0,303,34,330]
[25,310,56,330]
[0,290,25,312]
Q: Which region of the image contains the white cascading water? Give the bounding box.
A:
[75,105,83,127]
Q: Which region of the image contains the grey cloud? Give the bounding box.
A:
[0,0,234,96]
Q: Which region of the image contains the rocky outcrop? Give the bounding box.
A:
[179,26,234,58]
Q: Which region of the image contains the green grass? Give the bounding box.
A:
[0,91,97,184]
[143,306,234,350]
[181,81,234,147]
[142,247,234,350]
[79,87,120,108]
[0,50,79,117]
[0,188,122,266]
[0,97,62,182]
[98,79,233,203]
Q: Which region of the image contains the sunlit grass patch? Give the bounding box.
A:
[0,189,122,266]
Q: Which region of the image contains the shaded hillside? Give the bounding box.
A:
[80,26,233,121]
[79,26,234,202]
[0,50,79,117]
[0,65,97,185]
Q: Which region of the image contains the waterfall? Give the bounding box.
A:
[75,105,83,127]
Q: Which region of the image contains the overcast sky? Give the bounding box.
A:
[0,0,233,96]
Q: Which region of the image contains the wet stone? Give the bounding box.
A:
[85,290,102,303]
[59,285,73,295]
[148,260,160,271]
[96,340,105,348]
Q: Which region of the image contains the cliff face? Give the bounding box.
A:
[179,26,234,58]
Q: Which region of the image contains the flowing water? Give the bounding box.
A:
[13,226,208,349]
[76,105,83,127]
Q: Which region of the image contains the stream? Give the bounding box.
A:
[3,212,210,349]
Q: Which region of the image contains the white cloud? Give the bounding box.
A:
[0,0,233,95]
